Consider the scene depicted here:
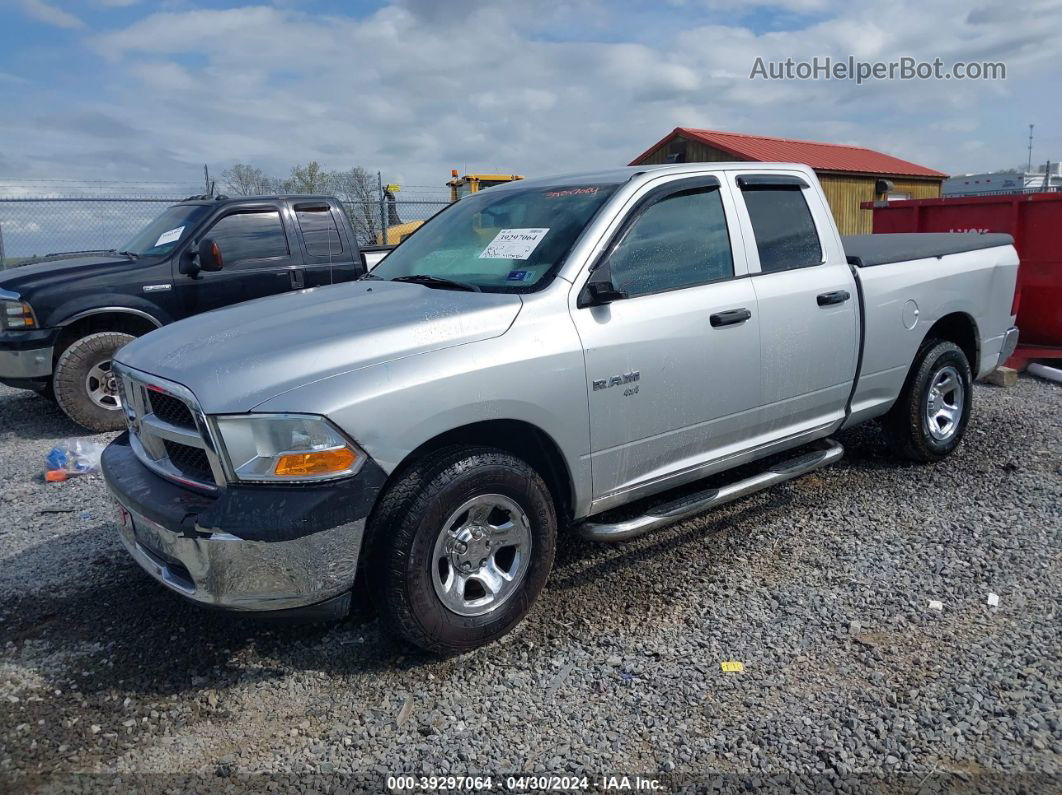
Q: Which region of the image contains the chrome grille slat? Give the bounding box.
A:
[114,363,225,491]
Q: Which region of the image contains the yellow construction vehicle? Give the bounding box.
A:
[446,170,524,202]
[377,170,524,244]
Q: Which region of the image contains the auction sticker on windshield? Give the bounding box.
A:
[154,226,185,247]
[480,228,549,260]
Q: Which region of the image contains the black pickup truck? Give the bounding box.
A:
[0,194,383,430]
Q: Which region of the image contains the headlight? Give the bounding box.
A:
[1,299,36,330]
[213,414,365,483]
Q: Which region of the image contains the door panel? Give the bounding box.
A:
[177,208,299,314]
[570,177,761,503]
[292,203,358,287]
[574,281,761,501]
[736,176,858,436]
[750,268,857,435]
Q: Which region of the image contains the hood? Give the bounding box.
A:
[116,280,523,413]
[0,255,137,294]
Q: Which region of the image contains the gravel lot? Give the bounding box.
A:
[0,377,1059,793]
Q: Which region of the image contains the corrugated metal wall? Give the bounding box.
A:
[634,136,943,235]
[819,173,941,235]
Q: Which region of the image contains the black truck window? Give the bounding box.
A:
[295,206,344,256]
[207,211,289,266]
[742,186,822,273]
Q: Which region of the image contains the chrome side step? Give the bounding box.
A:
[577,439,844,543]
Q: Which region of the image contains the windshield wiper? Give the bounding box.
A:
[117,250,139,260]
[390,275,481,292]
[358,273,383,280]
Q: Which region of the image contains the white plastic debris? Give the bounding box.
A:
[928,600,943,611]
[987,592,1000,607]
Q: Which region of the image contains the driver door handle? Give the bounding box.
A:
[710,308,752,327]
[817,290,850,306]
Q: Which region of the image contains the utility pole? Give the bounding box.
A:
[1027,124,1034,174]
[0,221,6,270]
[378,171,387,245]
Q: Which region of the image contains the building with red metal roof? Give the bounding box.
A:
[631,127,947,234]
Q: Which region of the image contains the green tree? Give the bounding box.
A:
[283,161,334,194]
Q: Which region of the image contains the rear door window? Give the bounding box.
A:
[741,184,822,273]
[295,205,344,257]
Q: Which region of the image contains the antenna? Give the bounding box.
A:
[1027,124,1034,173]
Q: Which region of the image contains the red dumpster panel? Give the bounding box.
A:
[861,193,1062,347]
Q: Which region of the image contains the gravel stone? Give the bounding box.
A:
[0,378,1059,792]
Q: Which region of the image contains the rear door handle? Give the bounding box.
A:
[710,308,752,327]
[817,290,850,306]
[289,269,306,289]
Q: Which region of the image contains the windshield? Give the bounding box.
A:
[371,183,619,292]
[118,204,211,257]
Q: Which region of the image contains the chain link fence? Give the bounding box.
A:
[0,195,451,268]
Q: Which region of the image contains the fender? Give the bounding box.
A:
[48,293,171,329]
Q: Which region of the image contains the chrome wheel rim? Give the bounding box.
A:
[925,365,963,441]
[85,359,122,411]
[431,494,532,617]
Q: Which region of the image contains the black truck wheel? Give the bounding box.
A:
[53,332,135,432]
[882,340,973,462]
[367,446,557,654]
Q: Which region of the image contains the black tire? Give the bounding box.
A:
[882,340,973,462]
[367,446,557,654]
[53,332,135,432]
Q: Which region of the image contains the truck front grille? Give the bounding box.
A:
[163,440,214,483]
[115,365,224,491]
[148,390,196,429]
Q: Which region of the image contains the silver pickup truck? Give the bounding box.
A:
[101,163,1020,653]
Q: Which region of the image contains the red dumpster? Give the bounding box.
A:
[862,192,1062,367]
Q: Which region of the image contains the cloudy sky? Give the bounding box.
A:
[2,0,1061,191]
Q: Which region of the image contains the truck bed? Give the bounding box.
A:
[843,233,1014,267]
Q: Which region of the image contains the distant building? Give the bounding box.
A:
[943,162,1062,196]
[630,127,946,235]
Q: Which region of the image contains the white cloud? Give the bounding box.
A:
[19,0,84,28]
[2,0,1060,187]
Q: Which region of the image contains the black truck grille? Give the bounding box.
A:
[163,441,214,484]
[148,390,196,429]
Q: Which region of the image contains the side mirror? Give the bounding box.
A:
[578,262,628,308]
[197,238,224,272]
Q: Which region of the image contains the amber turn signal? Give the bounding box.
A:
[273,447,356,477]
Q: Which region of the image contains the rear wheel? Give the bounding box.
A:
[882,340,972,462]
[368,446,556,654]
[53,332,135,431]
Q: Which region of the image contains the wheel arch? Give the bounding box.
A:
[53,308,161,362]
[385,419,576,525]
[922,311,980,373]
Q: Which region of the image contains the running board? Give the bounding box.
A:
[577,439,844,543]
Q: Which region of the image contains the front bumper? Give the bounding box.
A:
[997,326,1020,367]
[0,328,57,383]
[102,432,386,615]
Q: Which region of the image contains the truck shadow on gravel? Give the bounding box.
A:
[0,390,98,441]
[0,422,898,705]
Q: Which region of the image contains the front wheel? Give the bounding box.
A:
[53,332,135,432]
[367,446,557,654]
[882,340,973,462]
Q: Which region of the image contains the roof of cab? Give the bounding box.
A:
[176,194,337,206]
[489,163,816,192]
